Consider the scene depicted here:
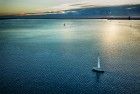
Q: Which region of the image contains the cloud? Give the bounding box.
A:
[52,0,140,11]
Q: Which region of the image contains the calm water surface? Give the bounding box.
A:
[0,19,140,94]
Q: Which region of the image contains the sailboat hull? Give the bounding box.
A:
[92,67,104,73]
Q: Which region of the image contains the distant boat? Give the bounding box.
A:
[128,16,131,20]
[92,56,104,73]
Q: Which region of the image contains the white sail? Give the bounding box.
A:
[97,57,100,68]
[92,56,104,72]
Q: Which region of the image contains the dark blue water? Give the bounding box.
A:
[0,19,140,94]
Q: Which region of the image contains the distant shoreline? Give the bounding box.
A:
[0,17,140,20]
[107,17,140,20]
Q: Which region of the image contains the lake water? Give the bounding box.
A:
[0,19,140,94]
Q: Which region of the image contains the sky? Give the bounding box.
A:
[0,0,140,15]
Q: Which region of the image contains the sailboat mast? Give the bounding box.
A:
[97,57,101,68]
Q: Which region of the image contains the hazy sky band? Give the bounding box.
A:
[0,0,140,15]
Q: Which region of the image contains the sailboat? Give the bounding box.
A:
[92,56,104,72]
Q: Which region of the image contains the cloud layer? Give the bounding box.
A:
[0,0,140,15]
